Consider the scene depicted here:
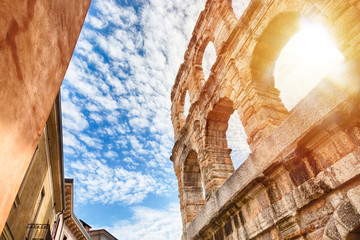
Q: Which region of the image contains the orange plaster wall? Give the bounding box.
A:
[0,0,91,232]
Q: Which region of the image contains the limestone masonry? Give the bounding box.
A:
[170,0,360,239]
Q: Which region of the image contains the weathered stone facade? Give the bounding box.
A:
[170,0,360,239]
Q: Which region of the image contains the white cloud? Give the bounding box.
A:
[115,139,128,148]
[63,132,81,149]
[78,134,102,148]
[87,15,108,29]
[104,150,118,158]
[115,124,129,134]
[129,136,143,150]
[89,112,104,123]
[95,0,138,28]
[62,0,206,213]
[203,42,217,79]
[105,202,182,240]
[76,39,93,56]
[62,97,89,131]
[123,157,139,169]
[129,117,150,130]
[226,111,251,169]
[86,103,101,112]
[232,0,251,19]
[64,147,75,155]
[68,158,173,205]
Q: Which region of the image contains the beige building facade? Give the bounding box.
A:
[87,230,117,240]
[0,96,89,240]
[80,220,117,240]
[1,96,63,240]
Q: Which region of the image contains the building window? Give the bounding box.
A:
[32,187,45,223]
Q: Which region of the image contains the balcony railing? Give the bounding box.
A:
[27,224,52,240]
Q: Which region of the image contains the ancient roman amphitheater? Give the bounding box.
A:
[170,0,360,239]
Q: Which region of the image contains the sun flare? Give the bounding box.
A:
[274,19,345,110]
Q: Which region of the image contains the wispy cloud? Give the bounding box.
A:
[227,111,251,169]
[232,0,251,19]
[62,0,206,207]
[104,202,182,240]
[69,158,174,205]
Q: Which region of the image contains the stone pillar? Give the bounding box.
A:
[237,83,289,150]
[179,151,205,229]
[200,98,236,199]
[202,133,234,199]
[191,65,206,94]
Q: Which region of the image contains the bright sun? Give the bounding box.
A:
[274,19,345,110]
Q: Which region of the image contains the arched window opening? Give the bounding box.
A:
[204,98,236,197]
[232,0,251,19]
[182,150,205,227]
[202,41,217,80]
[179,90,191,126]
[183,91,191,117]
[226,110,251,169]
[274,19,344,110]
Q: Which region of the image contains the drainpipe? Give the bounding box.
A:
[52,210,65,240]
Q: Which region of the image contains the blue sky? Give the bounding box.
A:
[61,0,343,238]
[61,0,210,238]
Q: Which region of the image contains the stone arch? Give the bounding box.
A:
[183,90,191,117]
[251,12,301,87]
[196,2,234,55]
[171,86,189,136]
[240,5,359,148]
[202,97,237,199]
[179,149,205,230]
[193,36,218,84]
[179,88,191,119]
[235,12,306,149]
[273,19,344,110]
[193,34,215,64]
[202,41,217,80]
[249,2,360,87]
